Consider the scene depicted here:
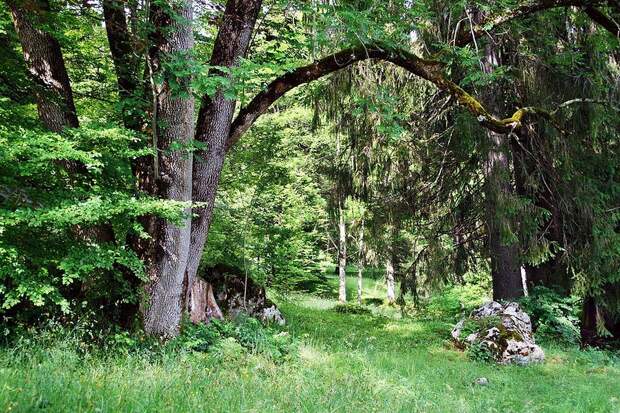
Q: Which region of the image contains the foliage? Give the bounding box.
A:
[333,302,372,315]
[173,316,297,363]
[202,107,332,291]
[466,340,496,363]
[416,282,490,321]
[519,287,582,344]
[0,114,187,323]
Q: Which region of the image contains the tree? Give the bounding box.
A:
[357,218,365,305]
[141,0,195,336]
[185,0,263,302]
[476,12,524,301]
[4,0,618,338]
[7,0,78,131]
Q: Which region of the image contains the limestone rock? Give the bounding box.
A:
[474,377,489,386]
[452,301,544,365]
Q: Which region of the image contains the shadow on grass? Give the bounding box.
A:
[362,297,384,306]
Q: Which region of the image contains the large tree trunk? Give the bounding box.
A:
[337,196,347,303]
[142,0,195,337]
[184,0,262,301]
[484,130,524,301]
[480,36,524,301]
[102,0,151,328]
[7,0,79,131]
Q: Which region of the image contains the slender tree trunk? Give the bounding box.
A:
[337,196,347,303]
[385,256,395,305]
[385,214,399,305]
[184,0,262,302]
[357,219,364,305]
[142,0,195,337]
[479,35,524,301]
[7,0,78,131]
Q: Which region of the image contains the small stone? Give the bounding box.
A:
[474,377,489,386]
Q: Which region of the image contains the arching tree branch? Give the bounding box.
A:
[584,6,620,37]
[227,43,619,150]
[227,43,540,150]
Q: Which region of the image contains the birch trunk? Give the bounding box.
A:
[337,196,347,303]
[357,219,364,305]
[385,257,395,305]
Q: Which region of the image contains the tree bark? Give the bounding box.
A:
[385,222,398,305]
[184,0,262,302]
[484,130,524,301]
[7,0,79,131]
[480,40,524,301]
[102,0,140,129]
[188,278,223,323]
[385,257,396,305]
[142,0,195,337]
[357,219,364,305]
[337,195,347,303]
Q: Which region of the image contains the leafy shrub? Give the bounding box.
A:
[211,337,247,362]
[174,316,297,362]
[333,303,372,315]
[0,121,187,324]
[519,286,581,344]
[467,341,495,363]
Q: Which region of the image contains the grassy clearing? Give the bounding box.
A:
[1,277,619,412]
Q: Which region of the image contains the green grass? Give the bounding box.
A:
[1,278,619,412]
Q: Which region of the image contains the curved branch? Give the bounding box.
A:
[584,6,620,37]
[227,43,529,150]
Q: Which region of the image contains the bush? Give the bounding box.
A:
[519,286,581,344]
[333,303,372,315]
[0,122,187,325]
[467,341,495,363]
[174,316,297,362]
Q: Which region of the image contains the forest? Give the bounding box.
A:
[0,0,619,411]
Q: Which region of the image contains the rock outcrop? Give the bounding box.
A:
[452,301,544,365]
[188,264,285,325]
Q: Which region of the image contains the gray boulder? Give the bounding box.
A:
[452,301,544,365]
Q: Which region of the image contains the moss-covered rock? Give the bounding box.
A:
[452,301,545,365]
